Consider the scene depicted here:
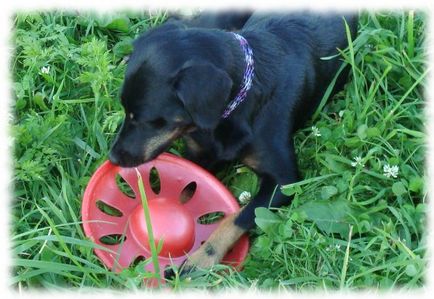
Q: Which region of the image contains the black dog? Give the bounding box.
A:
[109,12,358,272]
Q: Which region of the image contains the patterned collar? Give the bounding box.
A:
[221,32,255,119]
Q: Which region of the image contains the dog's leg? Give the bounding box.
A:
[178,139,299,273]
[235,139,300,231]
[181,210,246,272]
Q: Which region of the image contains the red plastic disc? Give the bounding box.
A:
[82,153,249,283]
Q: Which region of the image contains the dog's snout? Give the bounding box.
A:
[108,151,120,165]
[109,139,128,166]
[108,142,146,168]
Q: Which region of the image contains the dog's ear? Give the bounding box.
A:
[173,60,233,130]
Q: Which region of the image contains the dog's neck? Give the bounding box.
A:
[213,32,244,98]
[221,32,254,119]
[222,30,281,121]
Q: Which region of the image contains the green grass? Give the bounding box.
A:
[11,11,426,291]
[136,169,163,287]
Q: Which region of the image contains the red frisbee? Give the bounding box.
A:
[82,153,249,283]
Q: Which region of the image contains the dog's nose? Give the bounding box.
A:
[108,151,120,165]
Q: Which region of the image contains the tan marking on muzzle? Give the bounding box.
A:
[143,129,181,160]
[184,135,203,156]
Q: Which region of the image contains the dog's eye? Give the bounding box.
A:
[149,117,167,129]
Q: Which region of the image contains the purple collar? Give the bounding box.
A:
[221,32,255,119]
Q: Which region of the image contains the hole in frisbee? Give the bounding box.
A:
[179,181,197,204]
[197,211,225,225]
[115,174,135,198]
[99,234,127,245]
[149,167,161,195]
[130,255,148,268]
[96,200,123,217]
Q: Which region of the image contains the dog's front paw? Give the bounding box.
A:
[182,242,222,272]
[165,212,246,279]
[164,246,218,279]
[168,243,222,279]
[181,212,246,276]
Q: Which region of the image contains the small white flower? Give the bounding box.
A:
[383,163,399,178]
[338,110,345,118]
[335,244,341,250]
[351,156,365,168]
[238,191,251,204]
[40,66,50,74]
[312,126,321,137]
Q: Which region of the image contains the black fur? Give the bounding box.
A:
[181,10,253,31]
[109,12,358,250]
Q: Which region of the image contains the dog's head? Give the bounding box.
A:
[109,24,233,167]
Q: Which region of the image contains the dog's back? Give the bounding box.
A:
[243,13,356,64]
[241,13,358,128]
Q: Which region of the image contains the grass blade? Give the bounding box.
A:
[339,225,353,289]
[135,168,162,287]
